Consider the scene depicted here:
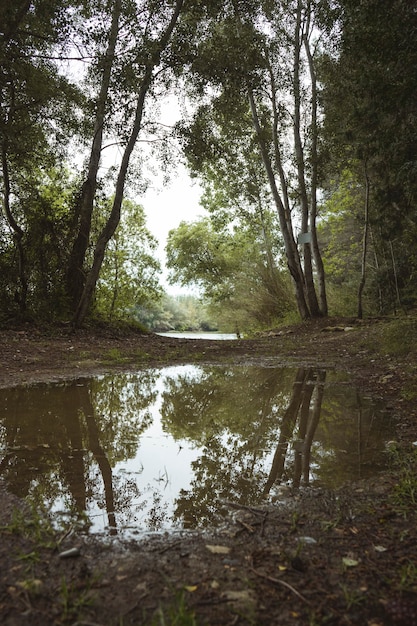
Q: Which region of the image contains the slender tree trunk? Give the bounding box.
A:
[247,89,311,319]
[72,0,185,327]
[369,226,384,313]
[293,0,320,317]
[232,0,310,320]
[66,0,122,309]
[1,144,27,312]
[357,163,370,318]
[303,13,328,316]
[263,368,308,495]
[389,239,402,313]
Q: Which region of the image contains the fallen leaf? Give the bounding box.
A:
[184,585,198,592]
[206,544,230,555]
[374,545,387,552]
[342,557,359,567]
[297,536,317,545]
[278,565,287,571]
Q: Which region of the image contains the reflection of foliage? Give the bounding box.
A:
[161,365,294,445]
[89,371,158,463]
[175,434,270,528]
[161,366,393,527]
[0,366,394,533]
[0,373,158,530]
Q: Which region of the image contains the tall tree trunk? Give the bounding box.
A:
[303,9,328,316]
[263,368,308,495]
[357,163,370,319]
[66,0,122,309]
[72,0,185,327]
[247,89,311,320]
[232,0,310,319]
[293,0,320,317]
[1,144,27,312]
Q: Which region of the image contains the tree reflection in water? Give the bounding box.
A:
[0,372,157,533]
[160,366,391,528]
[0,366,392,533]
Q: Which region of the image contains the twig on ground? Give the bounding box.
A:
[249,567,312,606]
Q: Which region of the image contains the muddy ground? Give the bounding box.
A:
[0,317,417,625]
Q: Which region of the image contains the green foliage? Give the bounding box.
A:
[166,218,294,331]
[135,293,217,332]
[376,316,417,357]
[0,1,84,320]
[318,167,369,315]
[94,198,163,323]
[2,0,416,324]
[321,0,417,313]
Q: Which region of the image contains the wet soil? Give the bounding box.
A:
[1,317,417,625]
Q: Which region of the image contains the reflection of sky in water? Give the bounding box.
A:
[0,365,393,536]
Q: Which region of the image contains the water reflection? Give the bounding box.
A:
[0,366,392,535]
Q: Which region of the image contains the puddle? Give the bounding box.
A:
[0,365,393,536]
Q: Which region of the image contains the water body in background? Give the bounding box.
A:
[157,332,238,340]
[0,365,393,536]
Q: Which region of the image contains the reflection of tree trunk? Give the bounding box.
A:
[302,370,326,485]
[263,369,308,495]
[293,370,315,488]
[356,390,362,481]
[61,386,87,513]
[264,369,326,494]
[78,387,117,534]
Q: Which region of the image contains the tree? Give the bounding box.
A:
[94,199,162,322]
[319,168,373,315]
[166,217,294,330]
[321,0,417,314]
[179,0,330,320]
[66,0,123,310]
[72,0,186,327]
[0,1,83,318]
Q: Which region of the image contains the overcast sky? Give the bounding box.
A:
[142,164,205,292]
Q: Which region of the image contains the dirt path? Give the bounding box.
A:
[0,318,416,625]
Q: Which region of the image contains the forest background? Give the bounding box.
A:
[1,0,416,334]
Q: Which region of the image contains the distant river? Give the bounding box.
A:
[157,331,238,340]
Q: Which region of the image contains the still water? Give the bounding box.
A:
[0,365,392,536]
[157,332,238,340]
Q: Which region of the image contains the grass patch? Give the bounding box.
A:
[1,503,57,547]
[59,575,97,621]
[388,445,417,512]
[377,316,417,356]
[151,589,197,626]
[103,347,128,364]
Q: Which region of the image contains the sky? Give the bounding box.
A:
[142,163,206,293]
[137,96,207,293]
[143,164,203,257]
